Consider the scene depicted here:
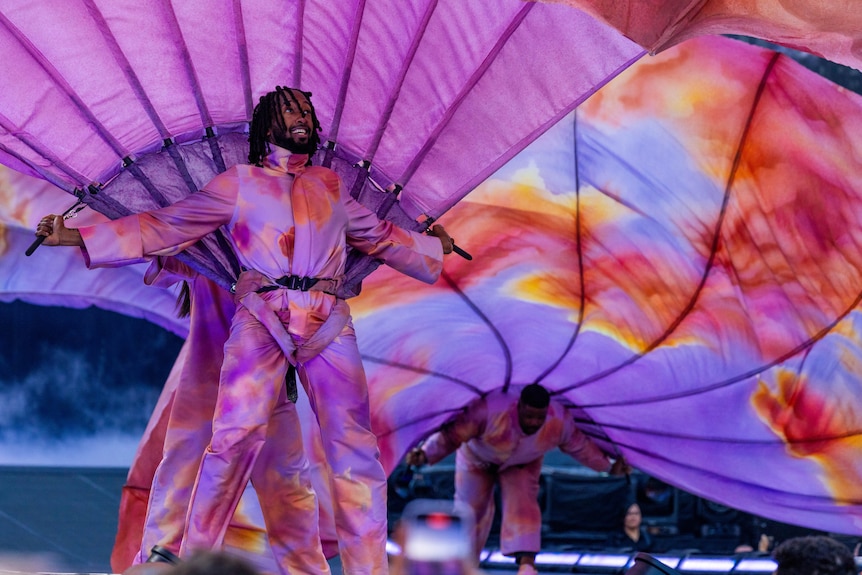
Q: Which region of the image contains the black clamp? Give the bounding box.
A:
[275,274,320,291]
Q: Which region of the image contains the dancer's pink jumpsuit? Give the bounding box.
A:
[77,146,444,575]
[133,258,332,575]
[421,390,612,558]
[113,259,342,573]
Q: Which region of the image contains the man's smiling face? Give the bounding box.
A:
[269,89,316,154]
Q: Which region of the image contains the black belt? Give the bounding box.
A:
[257,274,322,293]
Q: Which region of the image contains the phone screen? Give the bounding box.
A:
[400,500,474,575]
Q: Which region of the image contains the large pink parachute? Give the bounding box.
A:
[0,2,640,568]
[0,0,643,293]
[353,35,862,534]
[2,0,862,567]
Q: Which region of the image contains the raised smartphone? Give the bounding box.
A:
[400,499,475,575]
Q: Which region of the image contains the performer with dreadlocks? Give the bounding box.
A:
[36,86,453,575]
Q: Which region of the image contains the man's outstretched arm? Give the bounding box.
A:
[405,397,488,467]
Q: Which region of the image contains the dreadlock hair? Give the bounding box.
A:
[520,383,550,409]
[248,86,321,166]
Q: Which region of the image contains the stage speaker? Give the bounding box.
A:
[542,471,630,532]
[636,476,678,526]
[697,499,740,525]
[697,498,744,544]
[411,467,457,499]
[625,553,682,575]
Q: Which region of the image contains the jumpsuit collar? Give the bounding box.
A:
[263,144,309,175]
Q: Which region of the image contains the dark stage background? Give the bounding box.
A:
[2,301,182,466]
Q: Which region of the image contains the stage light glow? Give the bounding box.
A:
[652,556,682,569]
[679,557,737,572]
[535,552,581,565]
[484,551,516,565]
[734,557,778,572]
[578,553,632,568]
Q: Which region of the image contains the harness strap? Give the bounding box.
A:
[233,274,339,295]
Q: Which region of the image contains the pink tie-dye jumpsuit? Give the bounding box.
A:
[126,257,330,575]
[77,146,444,575]
[421,389,611,558]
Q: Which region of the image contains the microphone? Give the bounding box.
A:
[25,235,46,257]
[451,241,472,261]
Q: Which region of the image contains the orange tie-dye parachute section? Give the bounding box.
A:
[533,0,862,72]
[354,35,862,534]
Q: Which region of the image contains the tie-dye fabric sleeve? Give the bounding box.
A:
[343,193,443,284]
[558,414,612,472]
[423,398,488,464]
[79,177,237,268]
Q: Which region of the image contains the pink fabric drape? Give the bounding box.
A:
[533,0,862,71]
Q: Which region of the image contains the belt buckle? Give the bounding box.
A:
[276,274,318,291]
[276,274,299,290]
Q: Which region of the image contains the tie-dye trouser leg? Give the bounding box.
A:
[136,274,230,561]
[299,321,389,575]
[114,352,179,571]
[252,394,330,574]
[180,307,330,575]
[497,459,543,556]
[135,366,216,561]
[454,455,497,558]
